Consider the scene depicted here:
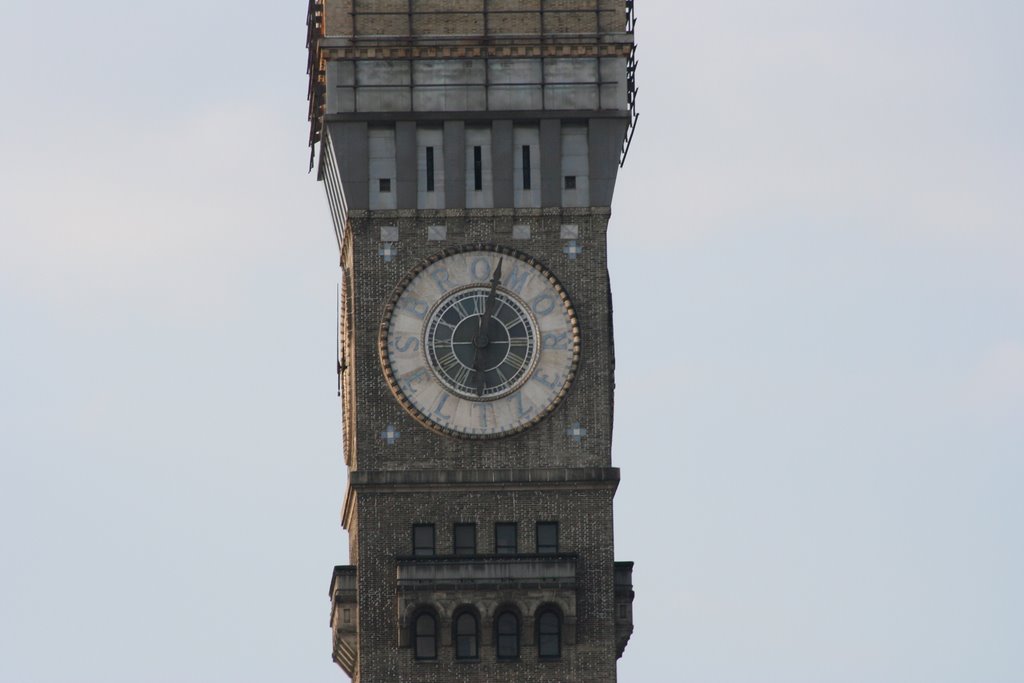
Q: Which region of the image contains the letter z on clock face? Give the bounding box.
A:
[379,245,580,438]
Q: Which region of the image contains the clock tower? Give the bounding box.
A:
[305,1,638,681]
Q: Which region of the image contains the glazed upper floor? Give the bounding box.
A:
[308,0,636,47]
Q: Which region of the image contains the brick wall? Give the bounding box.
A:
[351,486,618,682]
[343,207,615,473]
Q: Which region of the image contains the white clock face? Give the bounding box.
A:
[380,246,579,438]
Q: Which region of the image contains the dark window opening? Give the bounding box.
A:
[522,145,532,190]
[414,612,437,660]
[496,611,520,660]
[425,146,435,192]
[454,523,476,556]
[495,522,517,555]
[537,610,561,659]
[379,177,392,193]
[454,611,479,660]
[473,145,483,191]
[564,175,576,190]
[412,524,435,557]
[537,521,559,554]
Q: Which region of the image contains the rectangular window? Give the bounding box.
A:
[379,178,392,193]
[522,145,532,190]
[413,524,435,556]
[473,146,483,191]
[425,146,435,192]
[564,175,576,190]
[495,522,517,555]
[454,523,476,556]
[537,522,559,554]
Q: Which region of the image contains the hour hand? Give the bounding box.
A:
[472,259,503,395]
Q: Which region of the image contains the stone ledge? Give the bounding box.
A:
[397,554,577,587]
[350,467,619,488]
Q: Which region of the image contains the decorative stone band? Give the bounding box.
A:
[316,41,634,63]
[341,467,620,529]
[396,554,578,590]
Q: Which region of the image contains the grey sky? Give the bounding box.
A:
[1,1,1021,682]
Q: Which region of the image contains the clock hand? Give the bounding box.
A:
[472,259,503,396]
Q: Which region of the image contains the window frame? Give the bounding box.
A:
[453,609,480,660]
[413,611,438,661]
[521,145,532,190]
[494,522,518,555]
[495,610,520,661]
[425,146,435,192]
[453,522,476,556]
[536,521,559,554]
[412,523,435,557]
[537,608,562,660]
[473,145,483,191]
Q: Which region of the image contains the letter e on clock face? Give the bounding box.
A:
[379,246,580,438]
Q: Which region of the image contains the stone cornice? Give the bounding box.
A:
[341,467,619,529]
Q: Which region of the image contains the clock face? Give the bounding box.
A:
[380,245,579,438]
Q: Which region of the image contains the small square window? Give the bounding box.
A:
[454,523,476,556]
[564,175,576,190]
[413,524,435,556]
[495,522,517,555]
[537,522,559,554]
[379,178,392,193]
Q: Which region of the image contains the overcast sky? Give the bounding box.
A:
[1,1,1022,682]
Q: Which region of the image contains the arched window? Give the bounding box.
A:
[496,610,520,660]
[454,611,479,660]
[414,612,437,660]
[537,609,562,659]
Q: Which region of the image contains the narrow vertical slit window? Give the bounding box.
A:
[425,146,435,192]
[522,145,532,190]
[473,145,483,191]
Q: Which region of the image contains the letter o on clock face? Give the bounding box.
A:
[380,245,580,438]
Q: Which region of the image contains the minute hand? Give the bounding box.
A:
[472,258,503,396]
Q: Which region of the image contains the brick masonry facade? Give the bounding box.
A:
[311,2,637,681]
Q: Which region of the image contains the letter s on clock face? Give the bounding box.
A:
[379,245,580,439]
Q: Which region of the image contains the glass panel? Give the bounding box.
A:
[537,522,559,554]
[454,523,476,555]
[538,611,560,658]
[455,613,478,659]
[413,524,435,556]
[496,612,519,659]
[415,614,436,659]
[495,523,517,554]
[425,146,435,191]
